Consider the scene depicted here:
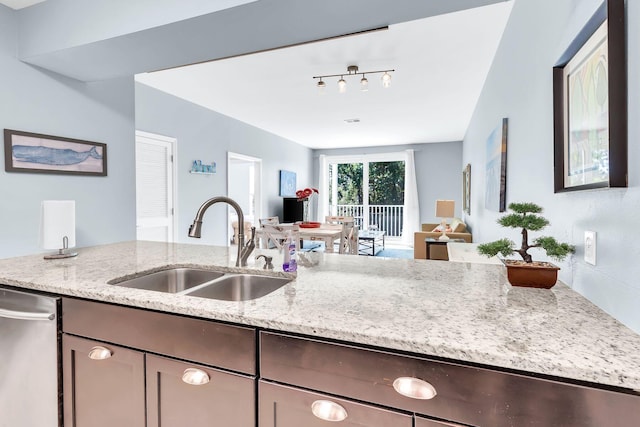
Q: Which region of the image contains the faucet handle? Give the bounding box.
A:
[256,254,273,270]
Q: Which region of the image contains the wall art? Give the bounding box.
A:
[485,118,508,212]
[462,163,471,215]
[553,0,626,192]
[279,170,296,197]
[4,129,107,176]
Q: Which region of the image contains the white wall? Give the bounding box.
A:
[135,83,313,246]
[313,142,464,224]
[0,5,136,259]
[463,0,640,332]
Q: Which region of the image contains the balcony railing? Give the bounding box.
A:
[331,204,404,237]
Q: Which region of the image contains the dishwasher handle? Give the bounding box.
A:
[0,308,55,321]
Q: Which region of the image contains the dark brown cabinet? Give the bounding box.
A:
[259,380,412,427]
[415,417,466,427]
[260,331,640,427]
[63,334,146,427]
[146,354,254,427]
[62,298,256,427]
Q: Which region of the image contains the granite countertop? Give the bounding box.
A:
[1,240,639,391]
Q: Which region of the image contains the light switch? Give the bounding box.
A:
[584,231,596,265]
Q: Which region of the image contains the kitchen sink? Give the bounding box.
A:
[110,268,225,293]
[110,268,291,301]
[186,274,291,301]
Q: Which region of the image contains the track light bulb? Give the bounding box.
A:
[317,79,326,94]
[381,72,392,88]
[338,77,347,93]
[360,75,369,92]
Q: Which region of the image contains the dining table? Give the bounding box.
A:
[255,223,343,253]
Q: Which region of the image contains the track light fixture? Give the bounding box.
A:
[314,65,394,93]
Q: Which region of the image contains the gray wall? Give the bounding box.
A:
[135,83,313,246]
[463,0,640,333]
[0,5,136,259]
[313,142,463,224]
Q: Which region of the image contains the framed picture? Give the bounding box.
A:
[462,163,471,215]
[485,118,508,212]
[279,170,296,197]
[4,129,107,176]
[553,0,626,192]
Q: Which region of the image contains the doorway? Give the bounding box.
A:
[227,152,262,245]
[135,131,177,242]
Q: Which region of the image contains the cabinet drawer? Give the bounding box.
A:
[63,298,255,374]
[260,332,640,427]
[415,416,466,427]
[147,354,255,427]
[259,380,412,427]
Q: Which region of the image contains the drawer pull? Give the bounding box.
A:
[393,377,437,400]
[311,399,348,422]
[182,368,210,385]
[88,346,112,360]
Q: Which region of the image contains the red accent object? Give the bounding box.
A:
[299,222,321,228]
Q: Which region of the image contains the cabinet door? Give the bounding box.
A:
[259,380,412,427]
[62,334,145,427]
[146,354,255,427]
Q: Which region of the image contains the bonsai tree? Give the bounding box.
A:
[477,202,575,263]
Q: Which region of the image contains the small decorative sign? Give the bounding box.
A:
[190,160,216,174]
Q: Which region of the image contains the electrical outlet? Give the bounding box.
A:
[584,231,596,265]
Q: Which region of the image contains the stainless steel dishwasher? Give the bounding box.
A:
[0,287,60,427]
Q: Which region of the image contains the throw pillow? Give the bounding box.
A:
[450,218,467,233]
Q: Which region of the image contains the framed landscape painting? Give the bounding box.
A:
[4,129,107,176]
[484,118,508,212]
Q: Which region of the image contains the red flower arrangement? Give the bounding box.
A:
[295,187,318,201]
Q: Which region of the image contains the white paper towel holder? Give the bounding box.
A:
[42,200,79,260]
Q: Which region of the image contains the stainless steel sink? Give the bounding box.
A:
[185,274,291,301]
[110,268,225,293]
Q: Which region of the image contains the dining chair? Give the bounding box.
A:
[325,216,358,255]
[260,224,300,251]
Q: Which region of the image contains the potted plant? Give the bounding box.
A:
[477,202,575,288]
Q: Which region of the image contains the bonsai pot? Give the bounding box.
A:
[502,259,560,289]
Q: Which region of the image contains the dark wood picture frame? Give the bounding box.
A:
[553,0,626,192]
[4,129,107,176]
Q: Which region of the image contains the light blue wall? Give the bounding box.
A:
[463,0,640,333]
[135,83,313,246]
[313,142,464,224]
[0,5,136,259]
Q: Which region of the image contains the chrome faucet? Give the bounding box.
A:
[188,196,256,267]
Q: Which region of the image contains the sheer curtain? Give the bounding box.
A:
[318,155,329,222]
[401,149,420,246]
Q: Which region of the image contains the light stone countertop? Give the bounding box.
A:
[1,240,639,391]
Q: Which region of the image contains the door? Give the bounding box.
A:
[146,354,255,427]
[136,131,176,242]
[227,152,261,244]
[62,334,145,427]
[324,153,405,237]
[259,380,412,427]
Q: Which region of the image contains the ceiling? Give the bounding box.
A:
[136,1,513,150]
[0,0,46,9]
